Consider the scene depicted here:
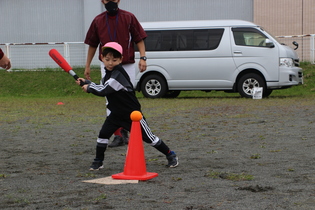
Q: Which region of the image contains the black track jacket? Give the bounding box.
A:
[86,64,141,120]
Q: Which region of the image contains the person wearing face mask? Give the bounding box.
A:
[84,0,147,149]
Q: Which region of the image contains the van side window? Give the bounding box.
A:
[142,29,224,51]
[232,28,269,47]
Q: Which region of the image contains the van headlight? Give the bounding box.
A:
[280,58,294,67]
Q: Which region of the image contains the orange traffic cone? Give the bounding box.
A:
[112,111,158,180]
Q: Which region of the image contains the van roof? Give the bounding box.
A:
[140,20,257,30]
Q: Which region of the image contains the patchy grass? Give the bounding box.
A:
[250,154,261,159]
[205,170,254,181]
[0,62,315,98]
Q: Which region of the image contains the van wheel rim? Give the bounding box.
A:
[243,78,259,95]
[146,79,161,96]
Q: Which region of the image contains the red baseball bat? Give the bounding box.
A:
[48,49,84,85]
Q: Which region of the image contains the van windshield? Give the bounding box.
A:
[259,27,281,43]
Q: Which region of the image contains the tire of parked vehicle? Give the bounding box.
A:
[140,74,167,98]
[163,90,181,98]
[237,73,268,98]
[263,89,273,97]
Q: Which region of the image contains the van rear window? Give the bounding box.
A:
[142,29,224,51]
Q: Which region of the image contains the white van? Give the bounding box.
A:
[134,20,303,98]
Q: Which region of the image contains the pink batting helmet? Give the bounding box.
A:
[102,42,123,55]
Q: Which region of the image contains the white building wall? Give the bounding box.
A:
[120,0,253,22]
[0,0,253,69]
[0,0,86,43]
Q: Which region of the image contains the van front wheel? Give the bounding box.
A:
[237,73,266,98]
[141,74,167,98]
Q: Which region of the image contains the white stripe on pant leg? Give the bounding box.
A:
[97,138,109,144]
[140,118,155,140]
[140,118,160,146]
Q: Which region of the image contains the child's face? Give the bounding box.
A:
[101,53,122,71]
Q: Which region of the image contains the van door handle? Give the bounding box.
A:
[233,51,242,55]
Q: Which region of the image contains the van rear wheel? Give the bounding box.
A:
[237,73,266,98]
[141,74,167,98]
[163,90,181,98]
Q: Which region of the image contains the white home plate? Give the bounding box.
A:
[82,176,138,185]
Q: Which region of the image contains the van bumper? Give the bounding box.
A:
[267,66,303,89]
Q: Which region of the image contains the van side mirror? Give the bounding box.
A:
[265,39,275,48]
[292,41,299,50]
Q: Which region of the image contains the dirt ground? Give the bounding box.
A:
[1,97,315,210]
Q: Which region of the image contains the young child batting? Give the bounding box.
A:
[76,42,179,170]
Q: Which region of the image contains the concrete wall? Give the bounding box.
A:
[254,0,315,36]
[0,0,254,68]
[0,0,85,43]
[119,0,253,22]
[0,0,253,44]
[254,0,315,61]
